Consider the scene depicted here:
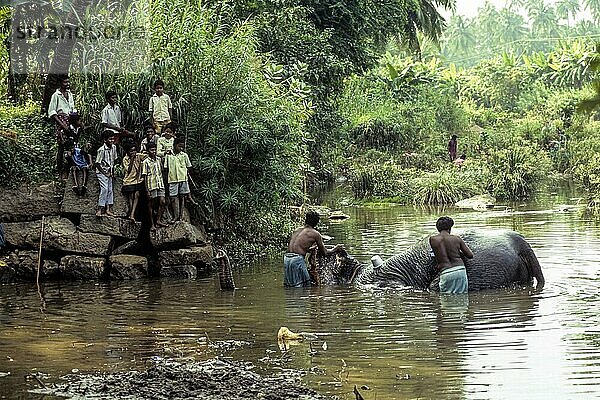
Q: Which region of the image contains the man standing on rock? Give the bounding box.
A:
[284,210,345,287]
[429,216,474,294]
[48,75,77,177]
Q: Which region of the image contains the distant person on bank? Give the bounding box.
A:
[448,134,458,162]
[429,216,474,294]
[453,153,466,168]
[47,75,78,177]
[284,211,345,287]
[148,79,172,134]
[95,131,118,217]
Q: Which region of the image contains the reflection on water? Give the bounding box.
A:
[1,189,600,399]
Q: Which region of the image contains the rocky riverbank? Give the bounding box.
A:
[0,177,214,283]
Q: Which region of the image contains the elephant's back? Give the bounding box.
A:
[460,230,534,290]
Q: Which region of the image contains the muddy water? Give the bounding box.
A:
[1,190,600,399]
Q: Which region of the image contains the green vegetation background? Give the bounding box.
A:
[2,0,600,251]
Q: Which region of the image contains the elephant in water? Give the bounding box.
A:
[313,230,545,291]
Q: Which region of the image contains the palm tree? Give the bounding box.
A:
[556,0,580,26]
[474,1,501,48]
[402,0,455,59]
[527,0,560,39]
[506,0,527,11]
[582,0,600,23]
[442,15,476,57]
[497,8,528,52]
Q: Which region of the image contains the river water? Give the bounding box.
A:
[1,188,600,399]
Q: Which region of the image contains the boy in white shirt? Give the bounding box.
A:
[95,131,118,217]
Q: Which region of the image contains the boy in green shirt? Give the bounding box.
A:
[163,137,194,221]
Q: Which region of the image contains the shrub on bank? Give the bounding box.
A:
[0,102,54,187]
[349,162,418,203]
[569,123,600,195]
[412,167,485,205]
[485,142,551,200]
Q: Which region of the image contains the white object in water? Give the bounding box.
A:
[371,255,383,269]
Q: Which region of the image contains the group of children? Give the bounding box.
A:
[50,78,196,231]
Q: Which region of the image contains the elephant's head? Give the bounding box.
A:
[308,249,366,285]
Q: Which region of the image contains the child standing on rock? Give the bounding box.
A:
[142,142,168,230]
[121,144,147,222]
[95,131,118,217]
[164,137,195,221]
[65,139,92,195]
[148,79,172,135]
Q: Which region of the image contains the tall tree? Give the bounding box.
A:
[556,0,580,26]
[527,0,559,40]
[402,0,455,58]
[442,15,475,58]
[582,0,600,22]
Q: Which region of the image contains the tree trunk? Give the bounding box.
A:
[41,0,93,114]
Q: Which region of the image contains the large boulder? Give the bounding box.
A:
[3,217,112,256]
[456,194,496,210]
[0,252,62,282]
[61,175,127,216]
[158,245,213,270]
[0,257,17,283]
[108,255,148,280]
[150,221,208,250]
[79,214,141,240]
[60,255,107,280]
[159,265,197,279]
[0,251,38,282]
[0,183,61,222]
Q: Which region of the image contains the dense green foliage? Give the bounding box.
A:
[441,0,600,66]
[3,0,600,250]
[0,102,54,186]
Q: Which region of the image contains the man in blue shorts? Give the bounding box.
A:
[429,216,474,294]
[284,211,345,287]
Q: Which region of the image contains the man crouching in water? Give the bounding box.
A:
[429,216,474,294]
[284,210,345,287]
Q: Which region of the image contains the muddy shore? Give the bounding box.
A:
[30,358,336,400]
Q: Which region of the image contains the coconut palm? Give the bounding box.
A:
[497,8,528,51]
[526,0,560,39]
[582,0,600,22]
[556,0,580,26]
[402,0,455,58]
[442,15,476,57]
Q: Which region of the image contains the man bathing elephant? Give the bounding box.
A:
[429,216,474,294]
[313,225,545,292]
[284,211,345,287]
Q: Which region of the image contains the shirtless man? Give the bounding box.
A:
[429,216,474,294]
[284,210,345,287]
